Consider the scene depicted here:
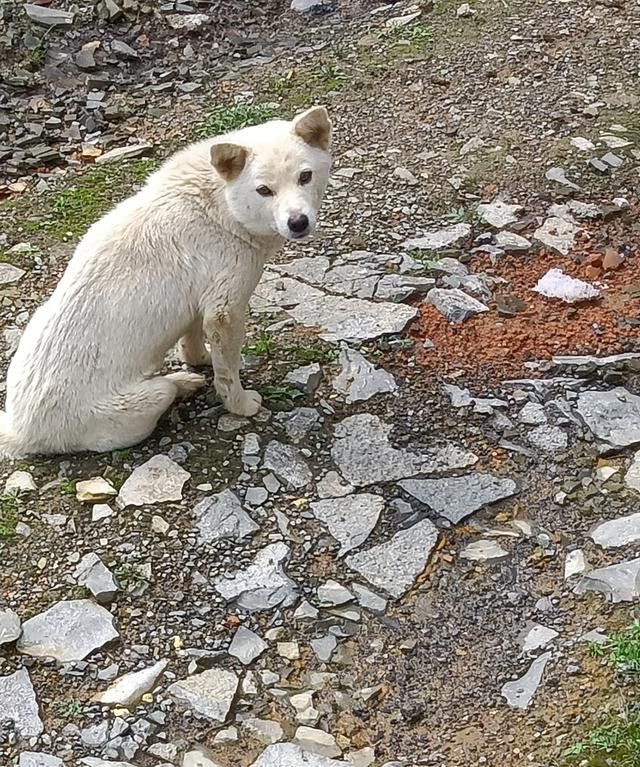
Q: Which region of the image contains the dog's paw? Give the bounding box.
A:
[226,388,262,417]
[166,371,207,397]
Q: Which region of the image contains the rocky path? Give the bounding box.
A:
[2,1,640,766]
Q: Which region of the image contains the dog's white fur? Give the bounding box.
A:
[0,106,332,457]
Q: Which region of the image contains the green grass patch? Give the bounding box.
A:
[0,494,18,539]
[59,478,76,495]
[260,384,304,406]
[51,699,84,719]
[408,248,441,272]
[286,342,336,364]
[590,621,640,676]
[564,703,640,766]
[197,103,280,138]
[3,158,158,243]
[244,330,277,358]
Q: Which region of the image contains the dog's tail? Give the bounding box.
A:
[0,411,21,458]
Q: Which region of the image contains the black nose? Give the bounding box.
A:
[288,213,309,234]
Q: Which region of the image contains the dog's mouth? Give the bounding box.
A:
[287,230,311,241]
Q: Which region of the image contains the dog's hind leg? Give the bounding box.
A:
[179,317,211,367]
[84,373,206,452]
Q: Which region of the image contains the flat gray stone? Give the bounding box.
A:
[244,718,284,745]
[333,348,397,403]
[117,455,190,507]
[332,414,477,487]
[553,352,640,374]
[0,263,26,285]
[17,599,119,662]
[533,216,578,256]
[425,288,489,323]
[288,295,417,343]
[311,634,337,662]
[0,607,21,645]
[320,262,383,299]
[0,668,43,737]
[574,558,640,602]
[316,471,353,499]
[518,403,547,425]
[272,256,330,285]
[351,583,387,613]
[402,223,471,251]
[317,580,353,607]
[73,553,118,603]
[520,624,559,653]
[374,274,435,302]
[576,388,640,450]
[167,668,238,722]
[399,474,517,524]
[285,363,322,394]
[526,424,568,451]
[213,543,298,612]
[25,3,74,25]
[477,199,523,228]
[4,469,36,495]
[625,450,640,492]
[94,143,152,165]
[251,743,344,766]
[545,166,581,191]
[19,753,63,767]
[310,494,384,556]
[228,626,268,665]
[263,441,312,489]
[194,490,259,543]
[460,540,509,561]
[494,231,531,252]
[501,652,551,710]
[250,272,325,313]
[275,408,320,443]
[591,513,640,549]
[345,519,439,598]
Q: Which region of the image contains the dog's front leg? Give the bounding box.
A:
[204,307,262,417]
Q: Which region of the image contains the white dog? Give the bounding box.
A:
[0,106,332,457]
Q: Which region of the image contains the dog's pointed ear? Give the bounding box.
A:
[210,142,249,182]
[292,106,331,151]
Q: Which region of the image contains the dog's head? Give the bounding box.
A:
[210,106,332,241]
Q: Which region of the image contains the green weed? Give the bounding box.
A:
[590,622,640,676]
[244,330,277,357]
[260,385,304,406]
[287,343,335,364]
[51,699,84,719]
[197,103,279,138]
[0,495,18,539]
[564,703,640,767]
[59,478,76,495]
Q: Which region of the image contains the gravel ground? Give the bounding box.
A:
[1,1,640,766]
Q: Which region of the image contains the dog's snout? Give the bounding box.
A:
[287,213,309,235]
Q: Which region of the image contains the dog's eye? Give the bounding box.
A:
[256,185,273,197]
[298,170,313,185]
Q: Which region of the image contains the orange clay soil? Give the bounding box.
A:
[412,216,640,380]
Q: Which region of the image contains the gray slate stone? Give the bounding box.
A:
[288,295,417,343]
[533,216,577,256]
[194,490,259,543]
[228,626,268,665]
[0,607,21,645]
[501,652,551,709]
[19,753,64,767]
[526,424,568,451]
[18,599,119,662]
[250,273,325,313]
[494,231,531,252]
[345,519,439,598]
[426,288,489,323]
[374,274,435,302]
[576,388,640,450]
[0,668,43,737]
[332,414,477,487]
[574,558,640,602]
[399,473,517,524]
[117,455,190,507]
[25,3,74,25]
[310,494,384,555]
[402,223,471,251]
[275,408,320,442]
[0,263,26,285]
[167,669,238,722]
[518,403,547,425]
[460,540,508,561]
[213,543,298,611]
[285,363,322,394]
[74,553,118,603]
[591,513,640,548]
[477,199,523,228]
[263,441,312,489]
[250,743,344,766]
[333,348,397,403]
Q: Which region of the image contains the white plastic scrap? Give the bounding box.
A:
[532,268,600,304]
